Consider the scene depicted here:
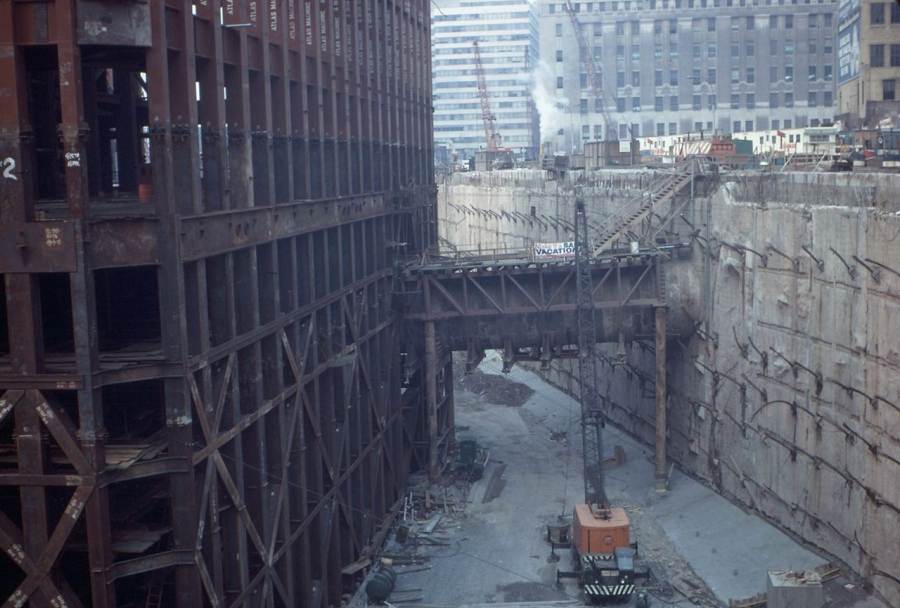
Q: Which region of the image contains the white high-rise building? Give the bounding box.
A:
[432,0,540,161]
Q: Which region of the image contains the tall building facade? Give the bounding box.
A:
[539,0,838,150]
[432,0,540,160]
[836,0,900,127]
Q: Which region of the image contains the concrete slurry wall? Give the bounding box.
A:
[438,169,900,606]
[436,169,669,253]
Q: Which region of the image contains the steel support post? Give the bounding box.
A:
[655,306,668,492]
[424,320,440,481]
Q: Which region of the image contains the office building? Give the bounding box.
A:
[836,0,900,127]
[432,0,540,159]
[539,0,838,150]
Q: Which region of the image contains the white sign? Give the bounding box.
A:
[534,241,575,259]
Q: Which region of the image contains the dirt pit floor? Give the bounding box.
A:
[354,353,886,608]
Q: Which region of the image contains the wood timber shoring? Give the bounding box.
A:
[0,1,436,607]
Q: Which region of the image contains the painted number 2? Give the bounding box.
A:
[2,157,17,180]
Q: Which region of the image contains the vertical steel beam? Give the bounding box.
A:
[424,320,439,481]
[655,306,668,492]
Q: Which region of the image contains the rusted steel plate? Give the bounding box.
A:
[0,221,76,273]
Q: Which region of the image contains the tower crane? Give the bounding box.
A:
[561,0,615,141]
[472,41,502,151]
[554,196,650,604]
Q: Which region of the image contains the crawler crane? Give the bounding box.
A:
[555,198,650,604]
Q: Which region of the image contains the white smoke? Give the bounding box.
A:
[531,60,567,142]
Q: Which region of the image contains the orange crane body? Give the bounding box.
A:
[472,41,500,151]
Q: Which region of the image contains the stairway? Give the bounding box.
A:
[590,170,693,257]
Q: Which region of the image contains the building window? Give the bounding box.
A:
[595,125,603,139]
[669,122,678,134]
[670,95,679,110]
[582,125,590,138]
[708,45,717,58]
[594,23,603,37]
[731,44,740,57]
[772,119,780,129]
[593,46,602,60]
[670,43,678,58]
[595,98,605,112]
[631,123,640,137]
[579,73,587,88]
[617,97,626,111]
[616,21,625,35]
[809,66,817,80]
[615,71,624,87]
[655,70,663,86]
[556,50,564,62]
[557,77,564,89]
[669,19,677,33]
[708,68,717,83]
[824,12,833,27]
[872,44,885,67]
[747,43,755,56]
[824,91,833,106]
[549,3,556,13]
[747,15,755,29]
[695,121,703,131]
[631,20,640,34]
[893,3,900,22]
[769,15,777,28]
[824,44,833,55]
[580,99,589,113]
[770,66,778,82]
[785,66,794,82]
[885,79,897,101]
[733,120,742,132]
[785,42,794,55]
[692,68,701,84]
[631,44,640,59]
[616,44,625,57]
[632,71,641,86]
[785,14,793,28]
[619,124,629,139]
[785,92,794,107]
[708,17,716,31]
[731,67,740,83]
[770,39,779,55]
[657,123,665,136]
[770,93,779,107]
[784,119,792,129]
[809,13,818,27]
[824,65,833,80]
[692,16,703,29]
[731,93,740,108]
[693,94,702,110]
[556,23,563,36]
[655,96,664,111]
[654,20,663,33]
[809,42,817,54]
[693,43,702,58]
[670,70,678,85]
[892,44,900,67]
[808,92,817,107]
[745,120,753,131]
[654,45,662,59]
[747,67,755,83]
[731,16,741,29]
[871,3,885,24]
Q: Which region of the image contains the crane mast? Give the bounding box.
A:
[562,0,615,141]
[574,197,607,507]
[472,41,500,151]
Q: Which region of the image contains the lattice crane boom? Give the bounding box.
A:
[562,0,614,141]
[574,196,607,507]
[472,41,500,151]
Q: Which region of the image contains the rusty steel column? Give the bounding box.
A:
[655,306,668,492]
[424,320,439,481]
